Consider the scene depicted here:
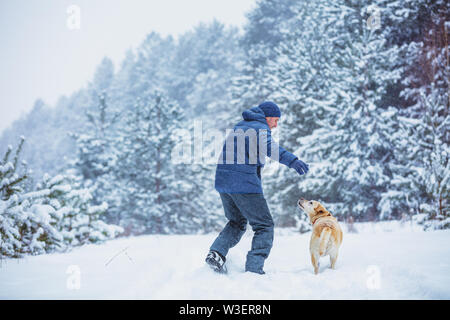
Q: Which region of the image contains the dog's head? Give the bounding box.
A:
[297,198,331,224]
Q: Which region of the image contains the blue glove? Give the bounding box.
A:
[289,159,309,175]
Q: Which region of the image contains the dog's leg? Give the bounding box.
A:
[329,249,338,269]
[311,252,320,275]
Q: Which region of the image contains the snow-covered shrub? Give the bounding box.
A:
[416,204,450,231]
[32,173,123,247]
[1,138,123,259]
[0,139,62,257]
[0,137,52,257]
[1,195,62,258]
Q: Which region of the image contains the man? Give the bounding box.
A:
[205,101,309,275]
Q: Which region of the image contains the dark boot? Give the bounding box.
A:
[205,250,227,274]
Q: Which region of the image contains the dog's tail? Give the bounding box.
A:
[319,227,332,256]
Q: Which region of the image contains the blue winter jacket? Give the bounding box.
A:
[214,106,298,194]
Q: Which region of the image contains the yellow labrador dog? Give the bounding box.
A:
[298,198,343,274]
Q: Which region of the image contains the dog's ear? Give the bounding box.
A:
[314,205,323,214]
[315,204,328,216]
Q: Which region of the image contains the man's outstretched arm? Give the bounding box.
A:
[261,130,309,175]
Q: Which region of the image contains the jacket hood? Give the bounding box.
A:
[242,107,268,124]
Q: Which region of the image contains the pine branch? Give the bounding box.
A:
[1,145,12,166]
[12,136,26,175]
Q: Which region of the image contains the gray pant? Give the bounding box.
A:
[210,192,274,274]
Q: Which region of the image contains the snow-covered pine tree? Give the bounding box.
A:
[69,57,123,224]
[178,20,244,130]
[1,137,31,257]
[130,32,175,100]
[116,90,187,234]
[0,136,28,200]
[230,0,298,114]
[31,172,123,245]
[109,49,137,118]
[71,57,117,182]
[241,0,297,53]
[383,1,449,228]
[71,93,116,182]
[0,99,60,184]
[1,137,122,258]
[0,137,62,257]
[289,0,404,221]
[410,89,449,230]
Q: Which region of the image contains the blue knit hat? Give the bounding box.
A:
[258,101,281,118]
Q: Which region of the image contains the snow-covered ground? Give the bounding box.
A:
[1,221,449,299]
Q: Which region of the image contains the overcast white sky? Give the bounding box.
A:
[0,0,255,135]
